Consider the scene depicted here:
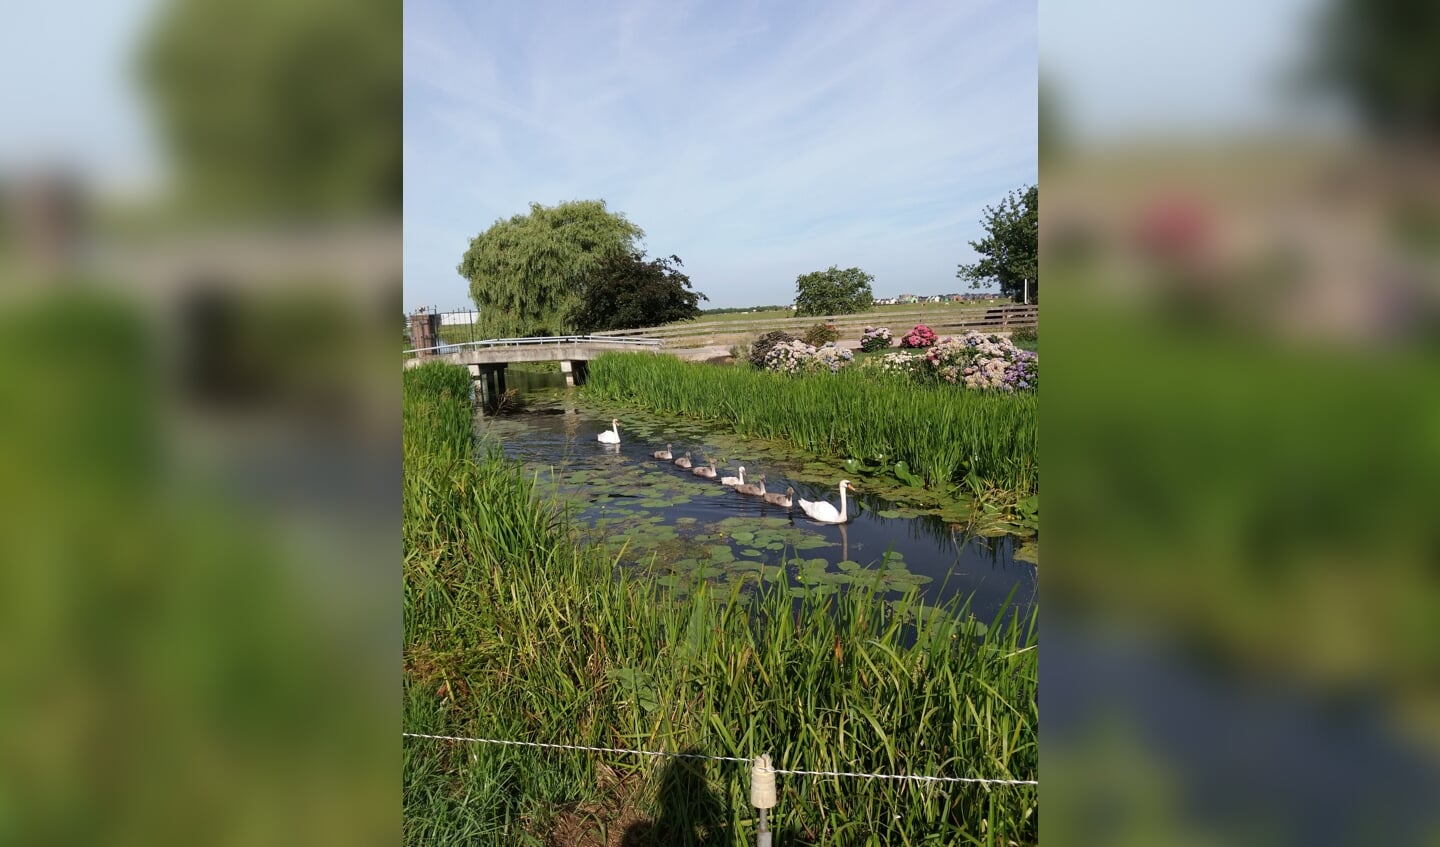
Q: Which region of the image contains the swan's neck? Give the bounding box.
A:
[838,483,848,521]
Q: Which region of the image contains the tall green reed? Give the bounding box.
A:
[403,363,1038,845]
[584,353,1038,497]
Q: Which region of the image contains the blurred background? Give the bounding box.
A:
[0,0,398,844]
[1042,0,1440,843]
[6,0,1438,843]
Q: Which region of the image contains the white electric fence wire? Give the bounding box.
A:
[404,732,1037,786]
[403,732,750,763]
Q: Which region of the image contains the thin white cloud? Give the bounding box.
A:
[405,0,1036,308]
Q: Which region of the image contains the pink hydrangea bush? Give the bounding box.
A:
[900,323,937,348]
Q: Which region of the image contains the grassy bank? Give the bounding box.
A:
[403,362,1038,845]
[584,352,1038,498]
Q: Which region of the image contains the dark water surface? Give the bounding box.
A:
[477,378,1037,625]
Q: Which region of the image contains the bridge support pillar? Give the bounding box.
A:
[560,360,589,387]
[470,364,508,406]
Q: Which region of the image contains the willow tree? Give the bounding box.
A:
[458,200,644,338]
[142,0,400,217]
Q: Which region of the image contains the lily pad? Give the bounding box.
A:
[793,537,832,551]
[893,461,924,487]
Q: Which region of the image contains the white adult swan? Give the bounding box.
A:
[597,419,620,444]
[762,486,795,508]
[735,473,766,496]
[719,465,746,487]
[799,480,856,524]
[673,451,692,469]
[653,443,673,460]
[692,459,718,479]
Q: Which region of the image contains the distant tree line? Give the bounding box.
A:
[701,305,790,316]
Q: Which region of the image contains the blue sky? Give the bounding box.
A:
[1042,0,1331,143]
[0,0,159,191]
[404,0,1038,310]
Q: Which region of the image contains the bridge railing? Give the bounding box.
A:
[403,334,664,359]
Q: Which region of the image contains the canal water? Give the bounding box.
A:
[477,371,1037,626]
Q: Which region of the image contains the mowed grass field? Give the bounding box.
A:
[697,298,1016,326]
[406,298,1024,350]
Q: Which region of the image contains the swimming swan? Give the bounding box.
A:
[798,480,856,524]
[735,473,766,496]
[653,443,673,460]
[597,419,620,444]
[673,451,692,469]
[719,466,745,487]
[762,486,795,508]
[692,460,718,479]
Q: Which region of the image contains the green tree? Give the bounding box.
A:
[957,185,1038,304]
[141,0,400,216]
[571,252,707,333]
[458,200,644,338]
[793,266,875,317]
[1306,0,1440,138]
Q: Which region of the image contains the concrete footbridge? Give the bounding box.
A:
[403,335,664,398]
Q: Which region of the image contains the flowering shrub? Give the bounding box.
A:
[859,325,893,352]
[802,322,840,346]
[763,339,854,374]
[900,323,937,348]
[748,330,796,369]
[864,351,920,377]
[921,331,1037,391]
[811,342,854,373]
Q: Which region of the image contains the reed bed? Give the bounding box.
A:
[585,353,1038,496]
[403,362,1038,845]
